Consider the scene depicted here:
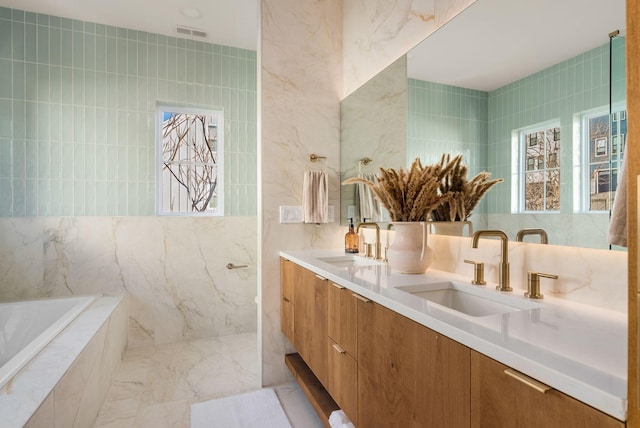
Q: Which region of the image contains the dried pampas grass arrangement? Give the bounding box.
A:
[342,158,455,222]
[430,154,503,222]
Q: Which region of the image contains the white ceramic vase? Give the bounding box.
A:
[387,222,433,274]
[428,220,473,237]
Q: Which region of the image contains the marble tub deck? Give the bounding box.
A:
[94,332,323,428]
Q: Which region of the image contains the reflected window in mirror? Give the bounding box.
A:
[575,108,627,212]
[513,122,561,212]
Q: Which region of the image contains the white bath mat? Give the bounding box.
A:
[191,388,292,428]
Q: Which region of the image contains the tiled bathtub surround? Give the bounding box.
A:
[0,216,258,348]
[0,294,127,428]
[0,7,257,217]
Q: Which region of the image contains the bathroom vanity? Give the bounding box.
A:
[280,250,627,427]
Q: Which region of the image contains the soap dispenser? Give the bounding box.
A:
[345,218,359,253]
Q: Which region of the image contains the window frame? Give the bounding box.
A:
[156,104,225,216]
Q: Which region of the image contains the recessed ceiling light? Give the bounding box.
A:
[180,7,202,19]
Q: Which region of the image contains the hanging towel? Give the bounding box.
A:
[302,170,328,224]
[355,172,382,222]
[608,143,628,247]
[328,410,355,428]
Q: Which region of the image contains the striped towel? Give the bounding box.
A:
[302,170,328,223]
[356,172,382,222]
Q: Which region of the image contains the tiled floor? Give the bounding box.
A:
[93,332,323,428]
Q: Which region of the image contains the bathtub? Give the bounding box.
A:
[0,294,127,427]
[0,296,96,390]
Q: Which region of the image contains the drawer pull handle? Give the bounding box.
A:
[332,343,346,354]
[504,368,551,394]
[315,274,327,281]
[352,293,370,303]
[332,283,345,289]
[282,297,290,303]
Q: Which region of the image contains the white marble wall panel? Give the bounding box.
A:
[340,56,408,222]
[0,217,258,348]
[261,0,344,386]
[342,0,476,97]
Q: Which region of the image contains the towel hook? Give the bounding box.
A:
[358,157,373,174]
[309,153,327,162]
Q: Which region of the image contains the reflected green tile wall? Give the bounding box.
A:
[407,78,489,212]
[0,7,257,216]
[487,42,614,214]
[408,78,488,171]
[408,40,623,215]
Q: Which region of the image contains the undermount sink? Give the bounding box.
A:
[396,281,540,317]
[317,254,383,268]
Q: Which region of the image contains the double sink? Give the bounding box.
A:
[317,254,540,318]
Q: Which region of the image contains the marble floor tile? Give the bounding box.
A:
[95,332,259,428]
[94,332,324,428]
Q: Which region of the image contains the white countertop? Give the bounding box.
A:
[280,249,628,421]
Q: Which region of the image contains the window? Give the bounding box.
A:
[157,106,224,215]
[515,123,561,212]
[582,109,626,211]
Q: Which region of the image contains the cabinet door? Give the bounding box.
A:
[471,351,624,428]
[328,338,358,425]
[357,299,428,427]
[416,328,470,427]
[328,283,357,358]
[280,258,295,343]
[294,267,329,387]
[357,299,470,428]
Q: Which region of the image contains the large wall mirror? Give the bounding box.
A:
[340,0,626,249]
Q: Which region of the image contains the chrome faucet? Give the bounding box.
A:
[516,228,548,244]
[356,222,382,260]
[471,230,512,292]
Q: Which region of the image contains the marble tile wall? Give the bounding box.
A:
[260,0,344,386]
[0,216,257,348]
[261,0,481,387]
[342,0,476,97]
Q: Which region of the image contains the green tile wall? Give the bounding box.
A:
[0,7,257,216]
[407,78,489,211]
[408,39,624,215]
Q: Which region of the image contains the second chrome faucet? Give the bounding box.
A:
[471,230,512,292]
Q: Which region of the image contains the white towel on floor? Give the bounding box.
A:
[355,172,382,222]
[191,388,292,428]
[608,144,628,247]
[302,170,328,223]
[329,410,355,428]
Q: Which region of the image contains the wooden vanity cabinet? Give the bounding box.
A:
[293,264,329,387]
[357,298,470,428]
[280,258,295,343]
[470,351,624,428]
[327,283,358,424]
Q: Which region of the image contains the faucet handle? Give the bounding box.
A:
[525,271,558,299]
[464,259,486,286]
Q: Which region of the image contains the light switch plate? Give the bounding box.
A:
[279,206,303,223]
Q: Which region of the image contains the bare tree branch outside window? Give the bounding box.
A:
[160,111,222,214]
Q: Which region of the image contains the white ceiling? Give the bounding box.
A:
[0,0,258,50]
[408,0,627,91]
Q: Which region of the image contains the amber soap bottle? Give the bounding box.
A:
[345,218,359,253]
